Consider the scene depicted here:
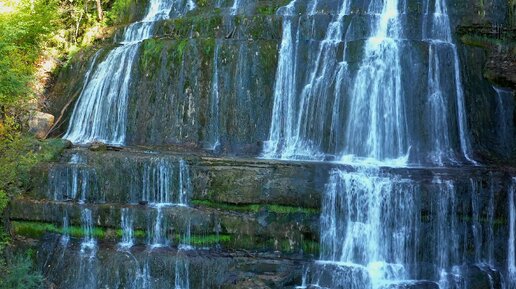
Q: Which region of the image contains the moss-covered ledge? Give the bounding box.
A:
[13,220,320,255]
[9,198,319,254]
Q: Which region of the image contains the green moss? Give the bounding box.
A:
[115,229,146,238]
[201,38,216,59]
[141,38,164,73]
[191,200,319,214]
[12,221,105,239]
[267,204,319,214]
[259,41,278,75]
[175,234,232,246]
[13,221,317,254]
[196,0,209,8]
[460,34,515,48]
[177,39,189,58]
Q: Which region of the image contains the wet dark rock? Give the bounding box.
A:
[306,262,371,289]
[35,234,307,289]
[88,142,108,151]
[380,281,440,289]
[458,264,505,289]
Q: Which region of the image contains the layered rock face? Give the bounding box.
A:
[13,0,516,288]
[46,0,515,163]
[12,148,516,288]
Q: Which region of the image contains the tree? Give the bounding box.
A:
[96,0,103,20]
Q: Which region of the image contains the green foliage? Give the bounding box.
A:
[0,0,59,104]
[0,0,134,110]
[0,253,43,289]
[0,136,67,203]
[105,0,133,25]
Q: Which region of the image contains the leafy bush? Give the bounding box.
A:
[0,0,59,103]
[0,253,43,289]
[0,136,67,204]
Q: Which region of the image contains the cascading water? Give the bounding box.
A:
[144,159,191,248]
[493,86,514,156]
[120,208,135,249]
[64,0,195,145]
[80,208,97,253]
[174,253,190,289]
[138,158,191,205]
[262,0,302,159]
[205,41,221,150]
[61,210,70,245]
[315,168,417,288]
[47,164,99,202]
[264,0,476,165]
[149,204,168,248]
[78,208,98,289]
[422,0,476,164]
[230,0,242,14]
[309,168,508,289]
[343,0,408,164]
[142,158,174,205]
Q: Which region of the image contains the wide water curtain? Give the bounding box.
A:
[64,0,195,145]
[264,0,474,165]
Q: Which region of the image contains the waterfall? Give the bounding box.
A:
[64,0,196,145]
[80,208,97,253]
[262,0,301,159]
[433,178,460,279]
[493,86,514,156]
[343,0,407,163]
[61,210,70,245]
[76,208,98,289]
[143,159,191,248]
[149,204,168,248]
[119,208,135,249]
[317,168,417,288]
[174,253,190,289]
[205,41,221,150]
[509,178,516,289]
[423,0,476,164]
[48,165,99,202]
[230,0,242,15]
[178,159,191,206]
[310,168,509,288]
[264,0,476,165]
[138,158,191,205]
[142,158,174,205]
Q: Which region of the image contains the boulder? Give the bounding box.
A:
[28,111,54,139]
